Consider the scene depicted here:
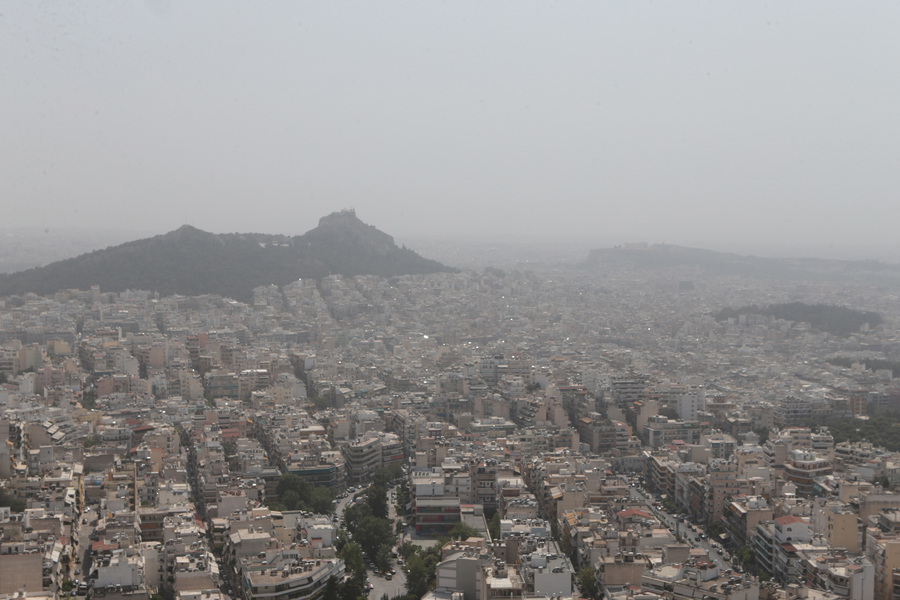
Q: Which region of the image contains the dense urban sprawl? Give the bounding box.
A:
[2,265,900,600]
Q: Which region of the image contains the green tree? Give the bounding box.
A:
[373,464,403,487]
[376,544,393,573]
[61,580,75,593]
[404,553,431,598]
[488,512,501,541]
[706,520,725,539]
[82,434,101,448]
[309,486,336,514]
[399,541,417,560]
[339,541,365,579]
[323,576,340,600]
[449,522,480,540]
[366,484,389,519]
[340,576,364,600]
[560,526,574,563]
[576,567,601,600]
[0,489,25,512]
[355,516,396,560]
[395,480,410,515]
[343,502,373,533]
[82,388,97,409]
[737,545,756,570]
[271,473,335,514]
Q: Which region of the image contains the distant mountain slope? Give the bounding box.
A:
[584,243,900,285]
[0,211,452,301]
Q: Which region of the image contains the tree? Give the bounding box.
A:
[340,576,364,600]
[706,520,726,539]
[271,473,335,514]
[0,489,25,513]
[737,545,756,571]
[82,388,97,409]
[488,512,501,541]
[309,486,336,514]
[366,484,389,519]
[343,502,373,533]
[355,515,395,559]
[403,545,442,598]
[339,541,365,580]
[376,544,393,573]
[404,553,431,599]
[82,434,101,448]
[395,480,410,515]
[448,522,480,541]
[373,464,403,487]
[323,576,340,600]
[559,526,574,564]
[399,541,417,560]
[576,567,601,600]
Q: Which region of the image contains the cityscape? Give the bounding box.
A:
[5,4,900,600]
[2,219,900,600]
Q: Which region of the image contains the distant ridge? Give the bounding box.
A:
[0,211,452,302]
[584,243,900,284]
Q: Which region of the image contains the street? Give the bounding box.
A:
[630,486,731,571]
[335,486,408,599]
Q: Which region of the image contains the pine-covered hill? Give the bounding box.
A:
[0,211,452,302]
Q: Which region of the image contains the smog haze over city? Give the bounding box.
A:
[12,6,900,600]
[3,2,900,264]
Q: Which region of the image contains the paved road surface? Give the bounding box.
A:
[630,487,731,571]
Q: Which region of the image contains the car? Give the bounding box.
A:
[75,570,80,576]
[695,536,701,542]
[717,548,724,555]
[385,573,393,580]
[82,518,87,525]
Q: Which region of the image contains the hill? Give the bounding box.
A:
[584,243,900,285]
[0,211,452,302]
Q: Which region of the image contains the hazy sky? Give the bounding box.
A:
[3,2,899,253]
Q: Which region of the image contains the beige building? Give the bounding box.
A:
[0,552,43,595]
